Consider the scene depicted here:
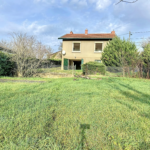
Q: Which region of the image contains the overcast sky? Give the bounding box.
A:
[0,0,149,52]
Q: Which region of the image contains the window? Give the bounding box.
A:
[73,43,80,52]
[95,60,101,63]
[95,43,103,52]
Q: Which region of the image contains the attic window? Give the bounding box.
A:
[73,43,80,52]
[95,43,103,52]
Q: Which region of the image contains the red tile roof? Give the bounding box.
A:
[58,31,116,39]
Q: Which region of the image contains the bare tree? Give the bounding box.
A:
[141,38,150,49]
[58,42,62,51]
[0,33,52,77]
[58,42,62,59]
[46,46,53,59]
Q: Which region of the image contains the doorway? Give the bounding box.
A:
[74,61,81,70]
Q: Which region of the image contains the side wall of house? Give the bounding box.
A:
[61,40,109,70]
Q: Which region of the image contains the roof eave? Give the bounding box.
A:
[58,37,114,40]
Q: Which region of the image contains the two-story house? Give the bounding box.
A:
[58,29,116,70]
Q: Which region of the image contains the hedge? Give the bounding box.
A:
[0,52,15,76]
[47,59,61,65]
[82,61,106,75]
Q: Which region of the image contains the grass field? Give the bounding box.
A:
[0,77,150,149]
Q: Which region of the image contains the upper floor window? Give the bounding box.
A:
[95,43,103,52]
[73,43,80,52]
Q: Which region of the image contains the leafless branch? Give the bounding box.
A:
[116,0,138,5]
[141,37,150,49]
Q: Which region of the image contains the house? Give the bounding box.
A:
[58,29,116,70]
[48,51,62,60]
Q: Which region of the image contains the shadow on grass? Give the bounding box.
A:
[116,99,150,119]
[110,81,150,120]
[138,141,150,150]
[124,81,149,106]
[108,80,150,149]
[116,100,138,111]
[107,79,150,106]
[77,124,91,150]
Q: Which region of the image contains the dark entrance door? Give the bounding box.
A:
[74,61,81,70]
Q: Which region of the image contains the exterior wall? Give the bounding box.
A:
[61,40,109,70]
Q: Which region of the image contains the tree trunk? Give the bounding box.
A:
[128,67,130,78]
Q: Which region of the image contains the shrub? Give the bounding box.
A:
[48,59,61,65]
[0,52,15,76]
[82,61,106,75]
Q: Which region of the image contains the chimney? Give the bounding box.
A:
[70,31,73,34]
[111,30,115,34]
[85,29,88,35]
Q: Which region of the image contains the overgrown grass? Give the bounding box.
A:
[0,77,150,149]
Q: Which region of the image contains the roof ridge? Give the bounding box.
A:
[58,33,116,39]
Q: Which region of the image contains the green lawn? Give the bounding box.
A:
[0,77,150,149]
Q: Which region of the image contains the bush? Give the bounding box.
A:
[0,52,15,76]
[82,61,106,75]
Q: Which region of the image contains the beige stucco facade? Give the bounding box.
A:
[61,40,109,70]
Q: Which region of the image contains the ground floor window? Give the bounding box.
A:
[95,60,101,63]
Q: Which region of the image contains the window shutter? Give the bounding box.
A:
[81,59,84,70]
[64,58,68,70]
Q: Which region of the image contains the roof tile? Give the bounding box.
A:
[59,33,116,39]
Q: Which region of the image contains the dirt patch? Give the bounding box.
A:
[74,75,102,80]
[0,79,45,83]
[33,73,74,78]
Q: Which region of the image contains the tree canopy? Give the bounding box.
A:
[142,43,150,65]
[102,37,138,67]
[140,43,150,78]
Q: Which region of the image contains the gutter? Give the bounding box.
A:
[58,38,113,40]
